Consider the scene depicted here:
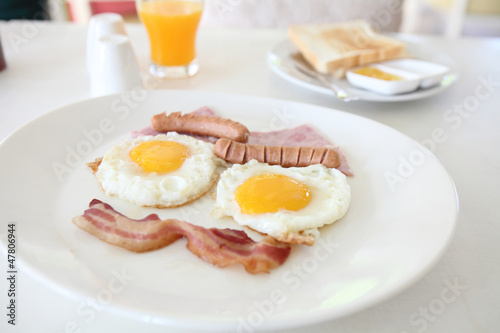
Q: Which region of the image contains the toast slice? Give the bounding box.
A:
[288,20,406,78]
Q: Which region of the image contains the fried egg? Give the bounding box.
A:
[212,160,351,245]
[96,133,221,208]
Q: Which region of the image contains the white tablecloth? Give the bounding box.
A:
[0,21,499,333]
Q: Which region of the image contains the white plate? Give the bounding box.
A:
[267,38,460,102]
[0,90,458,331]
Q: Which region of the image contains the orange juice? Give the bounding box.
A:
[138,1,202,66]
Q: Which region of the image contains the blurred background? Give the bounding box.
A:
[0,0,499,37]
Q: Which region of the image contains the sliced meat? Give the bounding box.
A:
[72,199,291,274]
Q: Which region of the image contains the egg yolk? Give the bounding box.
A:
[129,141,190,174]
[235,173,311,214]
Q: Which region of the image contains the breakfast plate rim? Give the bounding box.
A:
[0,90,459,331]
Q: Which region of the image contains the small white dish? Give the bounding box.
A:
[346,59,450,95]
[381,59,451,89]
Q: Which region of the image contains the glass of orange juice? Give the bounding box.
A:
[136,0,203,79]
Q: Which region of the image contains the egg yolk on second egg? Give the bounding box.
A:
[235,172,311,214]
[129,141,190,174]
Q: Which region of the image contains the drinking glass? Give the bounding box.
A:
[136,0,203,79]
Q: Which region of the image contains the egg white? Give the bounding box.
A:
[96,133,222,208]
[212,160,351,244]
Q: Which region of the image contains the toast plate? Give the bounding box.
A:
[267,38,459,102]
[0,90,458,331]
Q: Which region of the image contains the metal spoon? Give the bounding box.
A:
[289,53,359,102]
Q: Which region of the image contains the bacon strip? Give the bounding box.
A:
[72,200,291,274]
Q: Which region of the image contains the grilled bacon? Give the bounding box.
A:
[72,200,291,274]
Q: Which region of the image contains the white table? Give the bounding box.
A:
[0,21,499,333]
